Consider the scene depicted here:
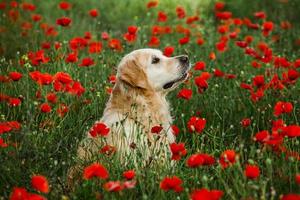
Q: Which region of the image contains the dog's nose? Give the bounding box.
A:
[178,55,189,64]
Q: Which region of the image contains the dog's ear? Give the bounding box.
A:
[118,58,148,89]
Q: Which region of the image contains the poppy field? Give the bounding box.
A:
[1,0,300,199]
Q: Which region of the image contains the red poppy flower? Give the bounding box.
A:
[103,181,124,192]
[241,118,251,127]
[79,57,94,67]
[274,101,293,117]
[89,42,102,54]
[250,88,265,102]
[197,38,205,46]
[215,2,225,10]
[251,61,261,68]
[100,144,116,155]
[127,26,138,35]
[56,17,71,26]
[171,125,180,136]
[244,47,257,57]
[54,72,73,85]
[272,119,285,132]
[160,176,183,193]
[147,0,158,9]
[176,6,186,19]
[59,1,71,10]
[281,125,300,138]
[106,75,116,84]
[10,1,18,8]
[31,175,49,193]
[89,9,99,17]
[0,123,12,134]
[281,194,300,200]
[0,93,10,102]
[187,154,204,168]
[244,164,260,179]
[123,32,137,43]
[89,122,110,137]
[214,69,224,77]
[40,103,51,113]
[7,9,19,21]
[195,76,209,92]
[179,37,189,45]
[108,38,122,51]
[281,21,292,30]
[236,41,248,48]
[31,14,42,22]
[187,116,206,133]
[244,35,253,43]
[294,59,300,68]
[28,50,50,66]
[163,46,174,57]
[28,193,46,200]
[225,73,236,79]
[9,72,22,81]
[262,21,274,36]
[123,170,135,180]
[190,188,223,200]
[65,52,78,63]
[252,75,265,88]
[22,22,34,31]
[106,87,113,94]
[157,11,167,22]
[186,16,199,24]
[187,153,215,168]
[9,187,28,200]
[274,56,291,68]
[194,61,206,71]
[287,69,299,81]
[215,11,232,20]
[209,52,216,60]
[254,130,269,143]
[229,31,238,39]
[21,2,36,11]
[217,25,228,34]
[151,125,163,134]
[177,89,192,100]
[123,180,136,189]
[170,142,187,160]
[69,37,88,50]
[0,138,8,148]
[296,174,300,185]
[0,121,20,134]
[100,32,109,40]
[8,98,21,107]
[40,42,50,50]
[219,149,236,168]
[254,11,266,19]
[0,75,9,83]
[148,36,160,47]
[83,163,109,180]
[46,93,57,104]
[216,41,227,52]
[81,32,91,40]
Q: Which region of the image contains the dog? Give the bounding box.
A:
[77,48,190,166]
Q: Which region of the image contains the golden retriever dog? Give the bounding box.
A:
[77,48,190,166]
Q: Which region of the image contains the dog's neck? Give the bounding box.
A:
[104,81,172,126]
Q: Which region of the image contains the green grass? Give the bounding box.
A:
[0,0,300,199]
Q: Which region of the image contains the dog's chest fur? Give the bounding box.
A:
[99,82,175,156]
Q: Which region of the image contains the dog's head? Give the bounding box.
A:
[117,48,190,92]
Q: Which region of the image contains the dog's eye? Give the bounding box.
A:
[151,57,160,64]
